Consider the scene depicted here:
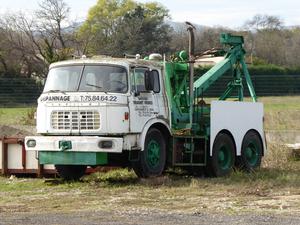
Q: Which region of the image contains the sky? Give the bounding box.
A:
[0,0,299,28]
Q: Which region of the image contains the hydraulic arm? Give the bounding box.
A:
[164,30,257,133]
[194,33,257,102]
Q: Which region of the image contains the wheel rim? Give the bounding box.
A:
[218,145,232,170]
[146,140,161,168]
[245,142,259,166]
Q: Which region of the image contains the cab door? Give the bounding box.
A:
[129,67,158,133]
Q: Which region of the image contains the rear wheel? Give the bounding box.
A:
[132,128,166,178]
[238,131,263,172]
[55,165,87,180]
[210,133,235,177]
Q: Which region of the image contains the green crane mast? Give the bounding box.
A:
[164,28,257,136]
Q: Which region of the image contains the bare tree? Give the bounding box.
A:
[36,0,70,49]
[244,14,283,31]
[0,14,46,77]
[242,15,289,66]
[0,0,75,77]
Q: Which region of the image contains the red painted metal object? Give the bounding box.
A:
[0,136,56,177]
[0,136,115,177]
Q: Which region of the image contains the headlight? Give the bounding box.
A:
[98,140,113,149]
[26,139,36,148]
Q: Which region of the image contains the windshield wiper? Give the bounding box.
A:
[46,90,66,94]
[86,83,103,90]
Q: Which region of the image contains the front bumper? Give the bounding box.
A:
[25,136,123,153]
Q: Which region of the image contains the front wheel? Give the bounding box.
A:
[210,133,235,177]
[238,131,263,172]
[132,128,166,178]
[55,165,87,180]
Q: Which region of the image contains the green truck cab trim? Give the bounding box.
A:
[39,152,108,165]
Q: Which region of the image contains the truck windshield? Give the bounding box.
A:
[43,65,128,93]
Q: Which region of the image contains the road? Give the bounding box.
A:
[1,210,300,225]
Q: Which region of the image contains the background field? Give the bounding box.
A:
[0,96,300,223]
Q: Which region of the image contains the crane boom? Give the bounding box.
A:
[164,32,258,133]
[194,33,257,102]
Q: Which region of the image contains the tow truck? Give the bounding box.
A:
[26,24,265,179]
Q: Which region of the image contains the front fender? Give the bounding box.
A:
[138,118,171,151]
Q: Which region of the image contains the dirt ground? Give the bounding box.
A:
[0,125,35,137]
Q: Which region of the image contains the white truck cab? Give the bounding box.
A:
[26,58,173,179]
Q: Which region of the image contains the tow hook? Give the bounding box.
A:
[59,140,72,151]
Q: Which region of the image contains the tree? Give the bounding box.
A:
[197,27,232,52]
[112,4,172,56]
[244,14,283,31]
[243,15,287,66]
[35,0,73,64]
[0,14,46,77]
[285,28,300,67]
[78,0,172,56]
[0,0,75,77]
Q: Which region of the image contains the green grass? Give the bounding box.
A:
[0,107,36,125]
[258,96,300,130]
[259,96,300,112]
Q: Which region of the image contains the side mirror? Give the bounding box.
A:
[144,70,154,91]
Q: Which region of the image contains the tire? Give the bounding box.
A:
[210,133,235,177]
[238,131,263,172]
[132,128,166,178]
[55,165,87,180]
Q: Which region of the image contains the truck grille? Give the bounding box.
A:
[51,111,100,130]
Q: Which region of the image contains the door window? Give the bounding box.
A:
[132,68,160,93]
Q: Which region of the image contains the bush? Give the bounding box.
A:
[248,64,287,75]
[195,64,300,76]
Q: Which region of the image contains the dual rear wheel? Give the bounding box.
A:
[132,129,263,178]
[238,131,263,172]
[210,131,263,177]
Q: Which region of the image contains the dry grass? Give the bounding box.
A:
[20,107,36,125]
[262,143,296,169]
[1,96,300,216]
[1,165,300,216]
[259,96,300,131]
[264,110,300,131]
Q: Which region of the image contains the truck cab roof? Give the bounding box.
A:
[49,57,163,70]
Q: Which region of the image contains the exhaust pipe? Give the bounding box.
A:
[186,21,196,130]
